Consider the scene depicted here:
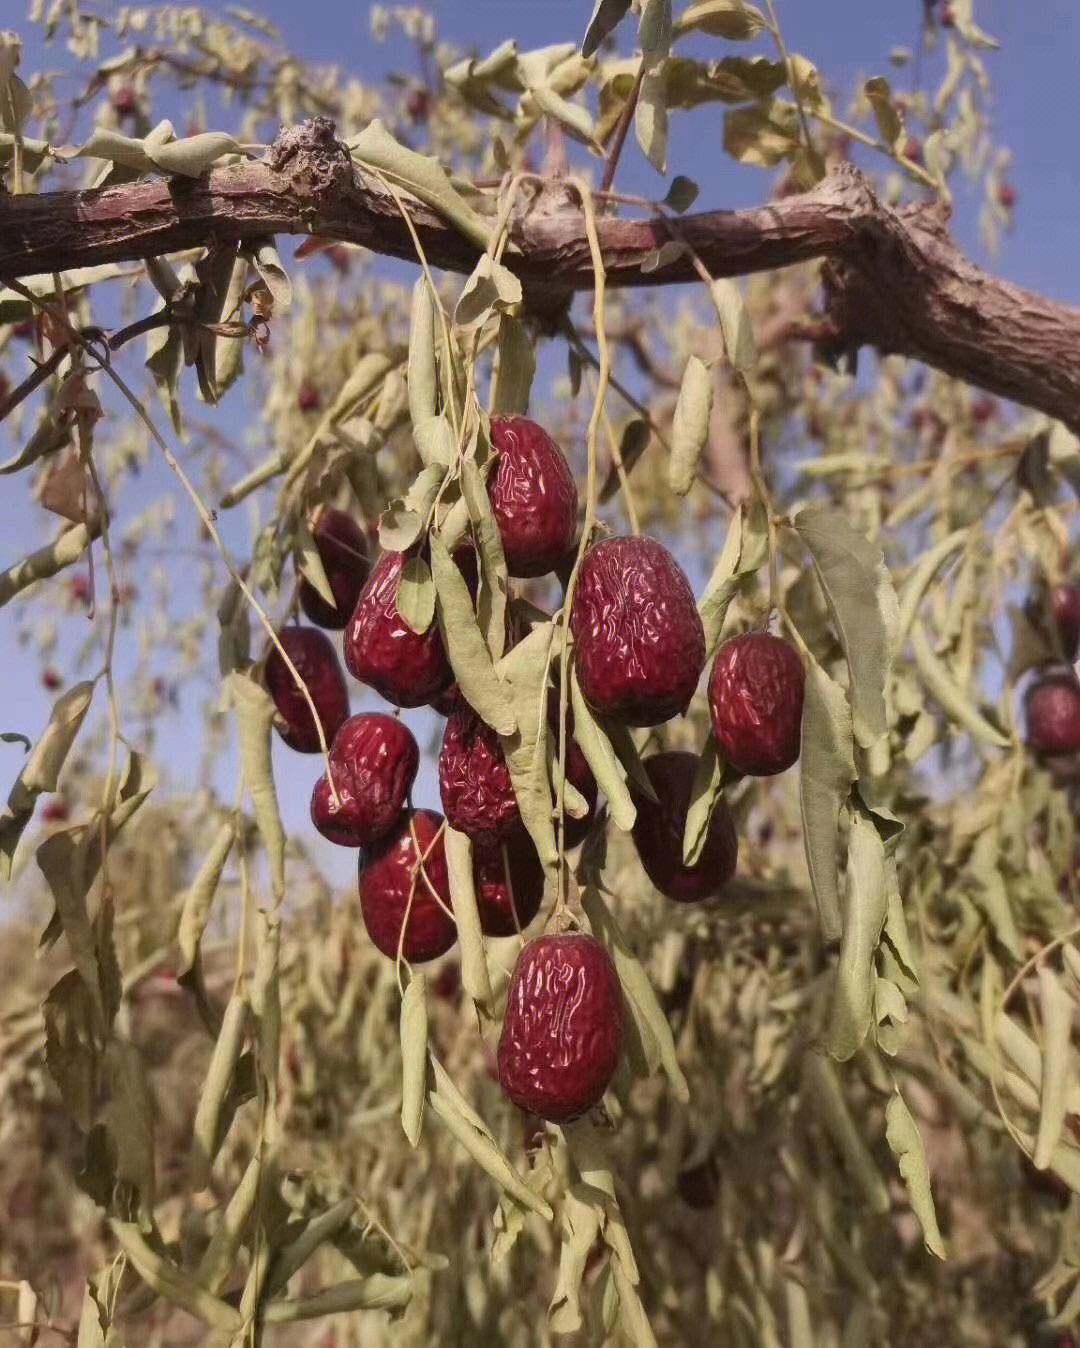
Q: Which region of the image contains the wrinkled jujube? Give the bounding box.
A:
[344,550,453,707]
[488,416,579,578]
[438,705,520,845]
[358,809,456,962]
[630,750,738,903]
[310,713,419,848]
[264,626,350,753]
[497,933,624,1122]
[570,536,706,726]
[708,632,805,776]
[298,508,370,629]
[1025,582,1080,662]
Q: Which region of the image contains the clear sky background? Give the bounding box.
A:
[2,1,1078,895]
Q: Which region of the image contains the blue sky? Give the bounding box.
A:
[2,0,1078,891]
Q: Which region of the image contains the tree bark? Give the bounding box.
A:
[2,118,1079,431]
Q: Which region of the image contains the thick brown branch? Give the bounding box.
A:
[1,120,1079,431]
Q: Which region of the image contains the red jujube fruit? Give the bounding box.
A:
[630,750,738,902]
[571,537,705,726]
[310,713,419,848]
[488,416,578,578]
[1026,673,1080,756]
[264,626,349,752]
[298,508,370,629]
[708,632,805,776]
[439,705,521,845]
[497,933,624,1122]
[473,833,546,936]
[344,551,453,707]
[358,809,456,962]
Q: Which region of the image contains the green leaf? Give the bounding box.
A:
[570,671,636,832]
[673,0,768,40]
[497,624,559,870]
[295,517,335,608]
[228,672,285,902]
[400,973,429,1148]
[967,831,1023,961]
[804,1054,891,1213]
[431,535,516,735]
[407,278,439,432]
[639,0,673,69]
[895,528,968,641]
[105,1039,156,1217]
[599,419,651,504]
[793,506,899,749]
[461,457,510,659]
[444,828,493,1004]
[0,680,94,878]
[909,621,1011,749]
[492,315,535,416]
[177,819,236,976]
[0,730,30,751]
[863,77,901,147]
[799,661,856,942]
[148,130,239,177]
[682,738,724,866]
[429,1058,553,1218]
[723,99,800,167]
[192,989,249,1178]
[350,119,491,249]
[44,969,101,1129]
[822,808,889,1061]
[697,502,769,654]
[379,464,447,552]
[885,1090,945,1258]
[582,887,689,1101]
[454,254,523,328]
[530,84,599,148]
[635,69,668,173]
[1034,964,1072,1170]
[413,412,458,469]
[397,555,436,634]
[709,279,756,372]
[663,174,699,212]
[668,354,713,495]
[582,0,634,57]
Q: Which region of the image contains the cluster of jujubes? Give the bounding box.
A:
[1024,582,1080,756]
[263,416,806,1121]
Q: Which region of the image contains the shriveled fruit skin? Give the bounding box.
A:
[488,416,579,578]
[344,551,453,707]
[439,705,520,845]
[310,713,419,848]
[571,537,706,726]
[358,809,456,961]
[497,933,624,1122]
[265,626,350,753]
[630,750,738,902]
[298,508,370,630]
[1026,674,1080,756]
[473,834,545,937]
[708,632,805,776]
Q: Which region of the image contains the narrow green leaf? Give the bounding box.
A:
[295,517,335,608]
[454,254,523,328]
[885,1090,945,1258]
[177,820,236,976]
[492,315,536,417]
[407,278,438,432]
[799,661,855,942]
[570,671,636,832]
[668,354,713,495]
[709,278,756,372]
[793,506,899,749]
[397,555,436,634]
[228,673,285,902]
[413,412,457,468]
[192,989,248,1180]
[461,457,509,659]
[1034,964,1072,1170]
[498,623,559,870]
[863,77,901,147]
[582,0,633,57]
[822,808,889,1061]
[379,463,446,553]
[682,738,723,866]
[909,621,1011,749]
[804,1053,890,1213]
[639,0,673,69]
[350,119,491,249]
[635,69,668,172]
[400,973,429,1148]
[582,887,689,1101]
[431,535,516,735]
[673,0,768,40]
[444,828,493,1005]
[697,502,769,653]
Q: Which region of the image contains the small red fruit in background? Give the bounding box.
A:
[297,379,321,412]
[497,933,624,1122]
[310,713,419,848]
[406,87,431,122]
[473,834,545,936]
[41,798,70,823]
[708,632,805,776]
[438,705,520,845]
[487,417,579,578]
[939,4,955,27]
[111,86,136,116]
[1026,674,1080,756]
[41,668,62,691]
[997,182,1016,209]
[70,573,92,606]
[1039,584,1080,661]
[571,536,706,726]
[344,550,453,707]
[264,626,350,753]
[630,750,738,903]
[358,809,456,962]
[298,508,370,630]
[902,136,922,164]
